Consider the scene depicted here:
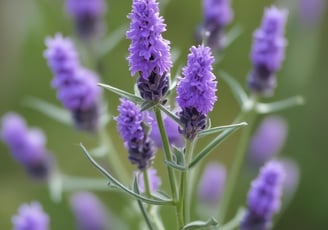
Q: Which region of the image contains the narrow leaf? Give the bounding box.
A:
[158,104,183,126]
[198,122,248,138]
[182,217,219,230]
[164,160,186,172]
[223,25,243,48]
[98,24,128,57]
[256,96,305,114]
[221,208,246,230]
[173,147,185,167]
[141,101,157,112]
[98,83,144,104]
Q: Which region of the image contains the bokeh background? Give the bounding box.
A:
[0,0,327,229]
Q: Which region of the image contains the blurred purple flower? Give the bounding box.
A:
[241,161,285,230]
[1,113,52,180]
[279,158,300,198]
[12,201,49,230]
[70,192,109,230]
[298,0,326,27]
[116,98,155,170]
[44,34,102,132]
[248,7,288,96]
[198,162,226,205]
[137,168,162,193]
[66,0,107,39]
[249,116,287,165]
[177,45,217,139]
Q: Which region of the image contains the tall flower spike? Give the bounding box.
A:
[248,116,287,166]
[248,7,288,96]
[198,0,233,51]
[44,34,102,132]
[137,168,162,193]
[241,161,285,230]
[116,98,155,170]
[12,201,49,230]
[127,0,172,102]
[177,45,217,139]
[1,113,52,180]
[70,192,109,230]
[66,0,107,39]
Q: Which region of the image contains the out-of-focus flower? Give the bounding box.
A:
[248,116,287,165]
[177,45,217,139]
[70,192,109,230]
[12,201,49,230]
[137,168,162,193]
[127,0,172,102]
[1,113,52,180]
[241,161,285,230]
[66,0,107,39]
[298,0,326,27]
[248,7,288,96]
[116,98,155,170]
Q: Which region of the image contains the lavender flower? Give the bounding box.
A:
[1,113,52,180]
[177,45,217,139]
[198,162,226,205]
[249,116,287,165]
[241,161,285,230]
[116,98,155,170]
[12,201,49,230]
[149,113,184,148]
[298,0,326,27]
[197,0,233,51]
[279,158,300,199]
[137,168,162,193]
[70,192,109,230]
[127,0,172,102]
[44,34,102,132]
[248,7,288,96]
[66,0,107,39]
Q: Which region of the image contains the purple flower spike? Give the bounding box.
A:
[1,113,52,180]
[127,0,172,101]
[241,161,285,230]
[177,45,217,139]
[70,192,109,230]
[249,116,287,165]
[248,7,288,96]
[12,201,49,230]
[198,162,226,205]
[66,0,107,39]
[44,34,102,132]
[116,99,155,170]
[137,168,162,193]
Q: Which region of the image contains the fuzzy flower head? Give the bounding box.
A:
[127,0,172,80]
[203,0,233,26]
[137,168,162,193]
[70,192,109,230]
[177,45,217,115]
[12,201,49,230]
[1,113,52,179]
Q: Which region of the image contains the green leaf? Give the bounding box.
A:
[141,101,157,112]
[173,147,185,166]
[164,160,186,172]
[221,208,245,230]
[223,25,243,48]
[256,96,305,114]
[182,217,219,230]
[198,122,248,138]
[23,97,71,125]
[158,104,183,126]
[98,83,144,104]
[219,71,248,108]
[171,47,181,64]
[80,143,174,206]
[189,124,245,169]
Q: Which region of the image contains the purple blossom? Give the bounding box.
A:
[66,0,107,39]
[70,192,109,230]
[12,201,49,230]
[298,0,326,27]
[1,113,52,179]
[241,161,285,230]
[44,34,102,131]
[249,116,287,165]
[116,99,155,170]
[127,0,172,80]
[198,162,226,205]
[149,113,184,148]
[248,7,288,96]
[279,158,300,198]
[137,168,162,193]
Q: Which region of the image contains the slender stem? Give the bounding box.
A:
[137,197,155,230]
[219,98,257,223]
[62,175,109,192]
[143,169,152,198]
[154,106,181,228]
[99,128,130,184]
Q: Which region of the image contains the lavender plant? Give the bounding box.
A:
[1,0,305,229]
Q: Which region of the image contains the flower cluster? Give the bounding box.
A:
[44,33,102,131]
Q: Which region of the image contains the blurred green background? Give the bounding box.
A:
[0,0,327,229]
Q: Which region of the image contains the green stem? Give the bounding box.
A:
[218,98,257,223]
[99,128,130,184]
[154,106,181,228]
[137,197,155,230]
[143,169,152,198]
